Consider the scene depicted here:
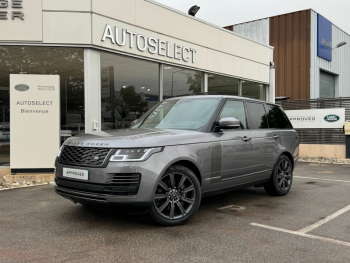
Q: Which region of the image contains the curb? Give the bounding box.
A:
[298,160,350,165]
[0,182,55,191]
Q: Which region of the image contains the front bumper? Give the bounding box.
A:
[54,151,170,209]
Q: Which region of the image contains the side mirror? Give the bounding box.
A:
[214,117,241,131]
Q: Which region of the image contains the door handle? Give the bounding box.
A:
[273,134,279,139]
[242,136,251,142]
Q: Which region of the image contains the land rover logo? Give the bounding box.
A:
[324,115,340,122]
[15,84,29,91]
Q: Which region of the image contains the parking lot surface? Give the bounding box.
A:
[0,162,350,263]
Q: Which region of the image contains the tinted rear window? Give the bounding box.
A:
[265,104,293,129]
[264,104,278,128]
[247,102,268,129]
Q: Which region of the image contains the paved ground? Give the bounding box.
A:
[0,162,350,263]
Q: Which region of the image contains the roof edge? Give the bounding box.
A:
[225,8,312,28]
[144,0,273,49]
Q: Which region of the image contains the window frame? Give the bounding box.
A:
[265,103,294,129]
[245,101,269,130]
[210,98,250,132]
[264,103,278,129]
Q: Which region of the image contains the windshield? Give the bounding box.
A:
[132,97,221,131]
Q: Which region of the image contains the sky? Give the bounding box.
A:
[154,0,350,34]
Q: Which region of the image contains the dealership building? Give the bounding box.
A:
[0,0,275,169]
[225,9,350,158]
[225,9,350,101]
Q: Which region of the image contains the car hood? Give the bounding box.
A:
[64,128,210,148]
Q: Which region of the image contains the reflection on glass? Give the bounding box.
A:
[163,65,203,98]
[100,52,159,130]
[246,102,268,129]
[136,97,220,131]
[242,81,265,100]
[0,46,84,165]
[208,74,239,95]
[219,100,247,129]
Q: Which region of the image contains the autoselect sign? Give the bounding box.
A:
[101,24,197,63]
[10,74,60,171]
[285,108,345,128]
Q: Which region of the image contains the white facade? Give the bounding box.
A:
[0,0,274,135]
[231,18,270,46]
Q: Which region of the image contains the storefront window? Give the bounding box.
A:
[100,52,159,130]
[208,74,239,95]
[0,46,84,165]
[242,81,265,100]
[163,65,203,98]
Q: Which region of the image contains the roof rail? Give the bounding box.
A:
[170,92,224,98]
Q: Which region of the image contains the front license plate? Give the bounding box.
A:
[63,168,89,180]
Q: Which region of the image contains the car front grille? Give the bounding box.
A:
[55,174,141,196]
[106,173,141,186]
[58,146,112,167]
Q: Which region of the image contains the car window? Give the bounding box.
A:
[246,102,268,129]
[266,104,293,129]
[219,100,247,129]
[264,104,278,128]
[137,98,221,131]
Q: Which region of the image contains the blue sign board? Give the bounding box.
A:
[317,14,332,61]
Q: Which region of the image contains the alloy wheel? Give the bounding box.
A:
[153,172,196,220]
[277,158,292,191]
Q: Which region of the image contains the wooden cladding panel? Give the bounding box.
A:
[270,10,311,100]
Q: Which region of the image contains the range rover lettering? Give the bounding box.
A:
[55,95,299,226]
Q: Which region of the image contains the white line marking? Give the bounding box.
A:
[251,223,350,247]
[218,205,246,211]
[294,176,350,183]
[298,205,350,233]
[218,205,235,210]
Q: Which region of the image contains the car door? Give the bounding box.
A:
[210,99,254,185]
[246,102,284,176]
[266,104,298,161]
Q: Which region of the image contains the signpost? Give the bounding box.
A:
[285,108,345,129]
[10,74,60,173]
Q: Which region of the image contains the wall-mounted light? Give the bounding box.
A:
[122,86,126,88]
[332,41,347,50]
[188,5,200,17]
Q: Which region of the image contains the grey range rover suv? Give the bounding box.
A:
[55,95,299,226]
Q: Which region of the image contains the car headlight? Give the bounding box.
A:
[109,147,163,162]
[57,146,64,157]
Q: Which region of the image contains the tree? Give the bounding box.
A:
[187,73,202,93]
[102,85,148,127]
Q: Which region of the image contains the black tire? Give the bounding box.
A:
[149,165,201,226]
[264,154,293,196]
